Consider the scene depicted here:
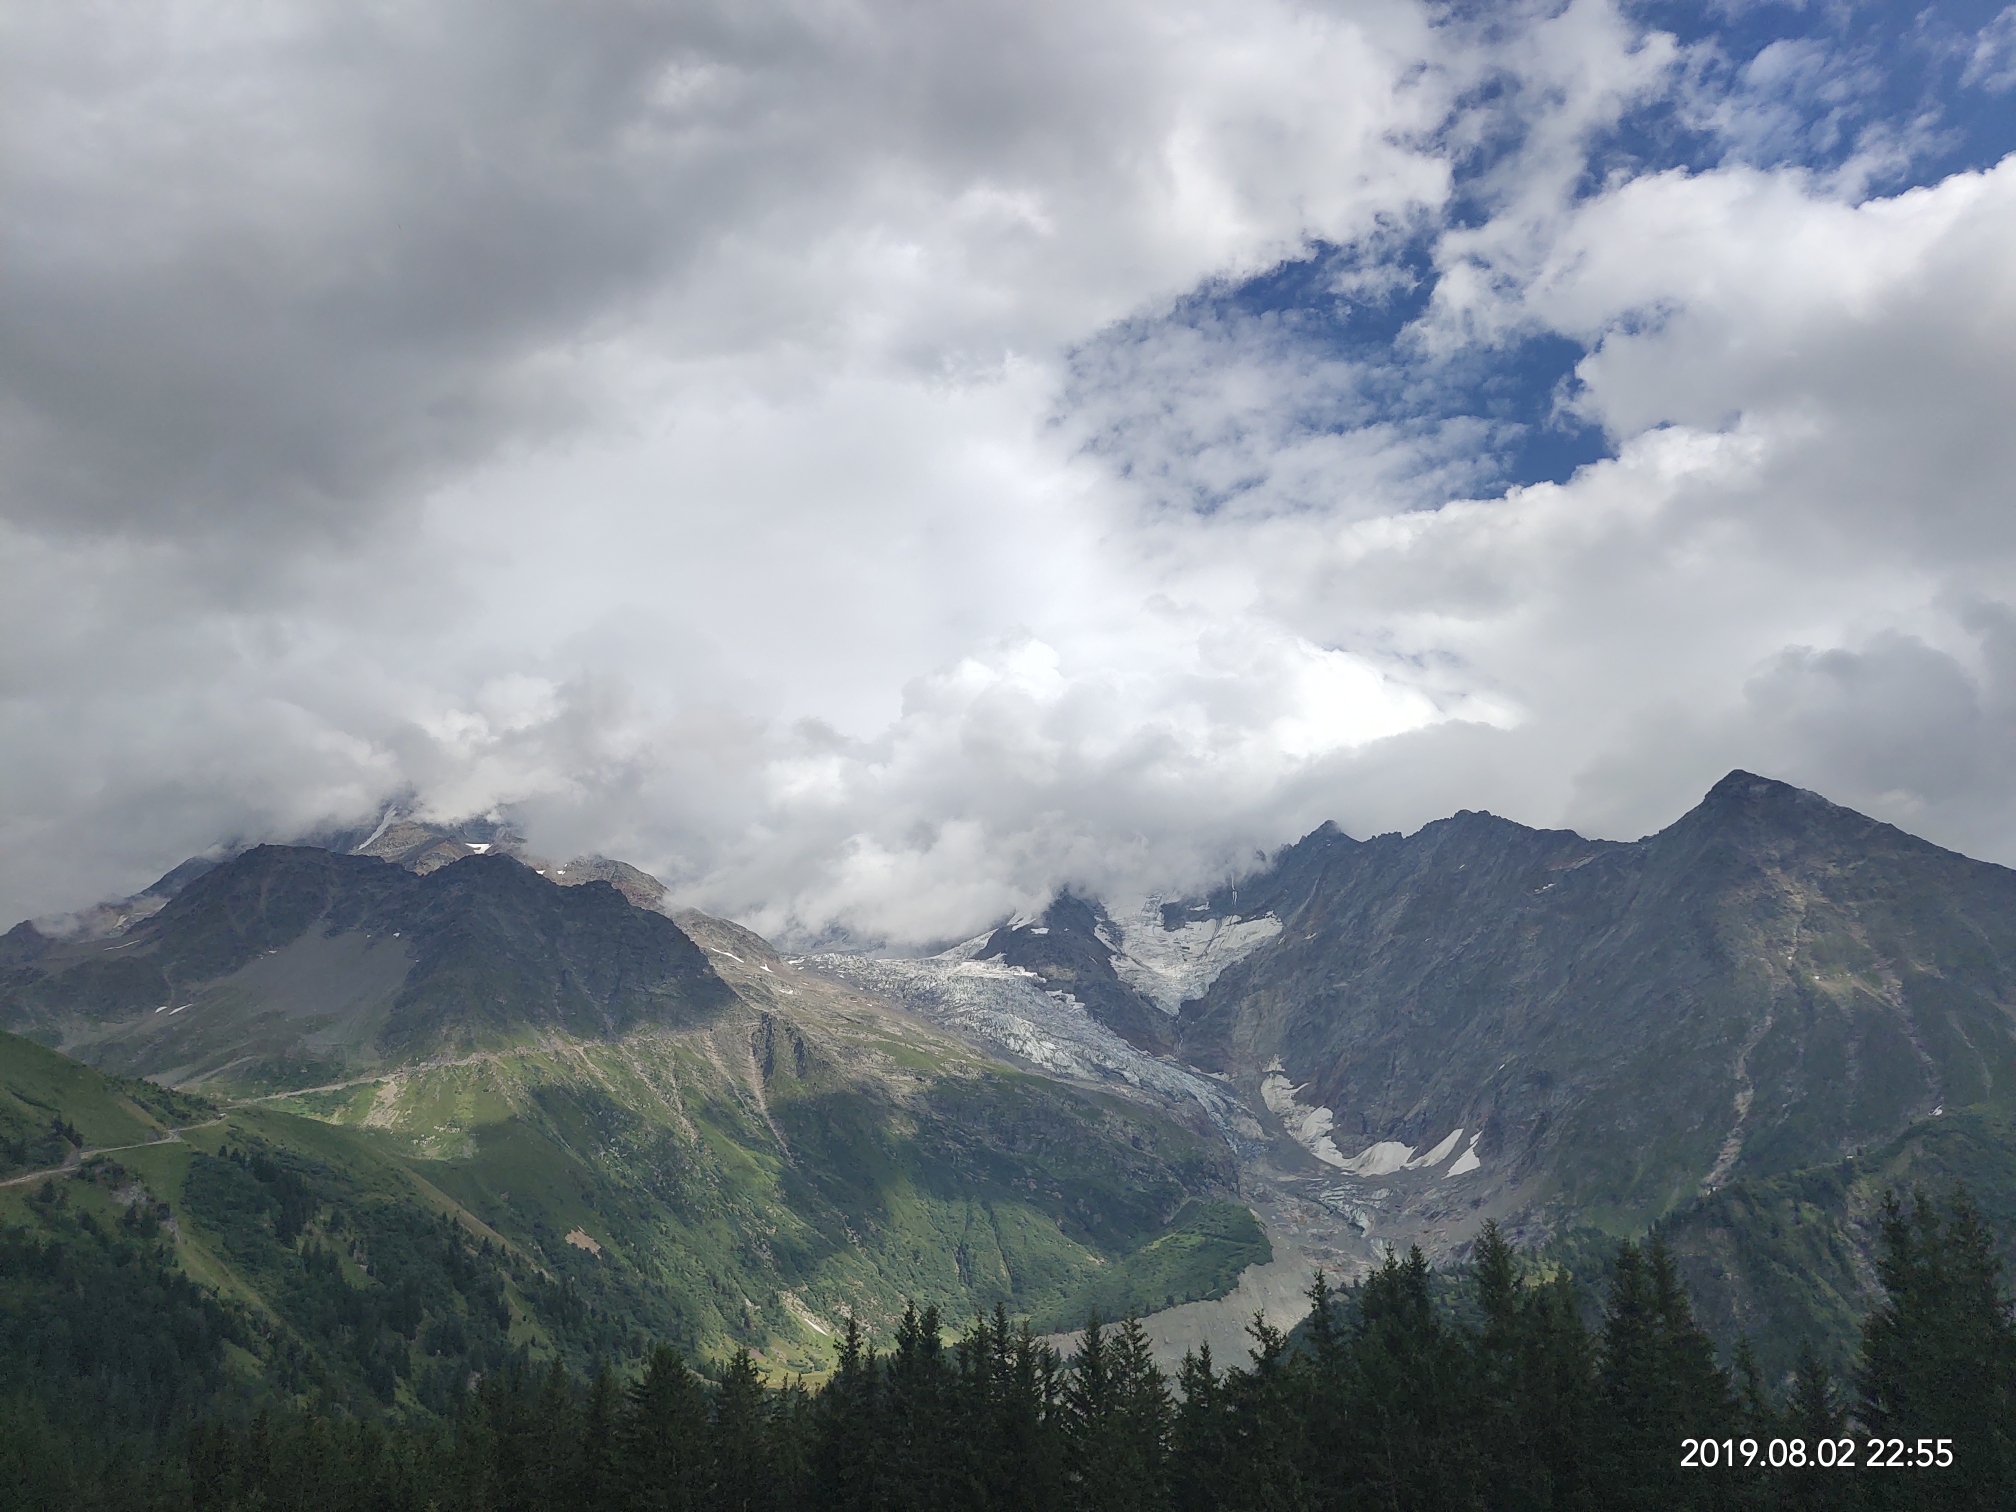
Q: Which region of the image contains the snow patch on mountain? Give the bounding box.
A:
[1338,1141,1415,1176]
[1406,1128,1464,1170]
[1445,1132,1482,1177]
[1101,903,1283,1014]
[933,931,998,962]
[1261,1068,1351,1166]
[1262,1068,1471,1177]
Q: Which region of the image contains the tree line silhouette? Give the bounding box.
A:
[3,1187,2011,1511]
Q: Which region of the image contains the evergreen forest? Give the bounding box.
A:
[5,1176,2012,1512]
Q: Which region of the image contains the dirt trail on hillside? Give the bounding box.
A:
[0,1117,226,1187]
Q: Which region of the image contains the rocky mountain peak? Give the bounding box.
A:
[1671,768,1866,840]
[0,843,733,1084]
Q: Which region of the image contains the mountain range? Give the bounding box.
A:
[6,769,2016,1386]
[0,834,1262,1389]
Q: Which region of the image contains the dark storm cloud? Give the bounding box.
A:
[6,4,693,536]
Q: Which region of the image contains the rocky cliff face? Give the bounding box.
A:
[975,893,1179,1053]
[1175,771,2016,1240]
[775,771,2016,1271]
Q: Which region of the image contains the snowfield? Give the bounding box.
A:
[810,948,1264,1148]
[1098,903,1282,1015]
[1260,1068,1477,1179]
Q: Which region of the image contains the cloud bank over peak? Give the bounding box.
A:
[7,0,2016,947]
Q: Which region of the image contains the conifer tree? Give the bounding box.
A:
[1114,1314,1173,1500]
[1062,1315,1113,1511]
[1595,1241,1662,1507]
[1730,1338,1769,1433]
[1470,1223,1595,1512]
[993,1312,1065,1512]
[1295,1271,1348,1510]
[1648,1238,1732,1434]
[709,1347,777,1512]
[441,1384,499,1512]
[1170,1345,1229,1512]
[476,1364,541,1512]
[1595,1239,1732,1510]
[1061,1315,1170,1512]
[523,1356,583,1511]
[1776,1347,1842,1512]
[811,1314,881,1512]
[1854,1188,2016,1510]
[945,1304,1055,1510]
[951,1309,999,1508]
[885,1302,953,1511]
[1784,1347,1841,1441]
[1528,1271,1599,1510]
[572,1363,621,1509]
[1339,1244,1478,1512]
[623,1344,709,1512]
[1471,1222,1525,1493]
[1219,1315,1307,1512]
[767,1374,816,1509]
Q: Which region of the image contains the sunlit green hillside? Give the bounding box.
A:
[1,983,1264,1405]
[0,1029,214,1179]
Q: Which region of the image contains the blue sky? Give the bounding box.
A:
[1122,1,2016,510]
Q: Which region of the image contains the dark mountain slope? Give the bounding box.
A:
[371,850,731,1051]
[1544,1099,2016,1384]
[0,846,734,1083]
[1176,818,1363,929]
[1179,771,2016,1235]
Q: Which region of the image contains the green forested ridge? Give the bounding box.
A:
[264,1042,1251,1369]
[5,1192,2010,1511]
[0,845,1264,1370]
[1542,1098,2016,1382]
[1030,1199,1268,1332]
[0,1023,1258,1385]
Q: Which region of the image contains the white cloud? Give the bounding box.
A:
[1963,7,2016,93]
[7,1,2016,945]
[1273,155,2016,853]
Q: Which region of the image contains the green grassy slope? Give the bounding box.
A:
[0,1028,214,1178]
[261,1020,1248,1373]
[1,847,1272,1389]
[1545,1098,2016,1384]
[1029,1198,1270,1331]
[1,998,1263,1400]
